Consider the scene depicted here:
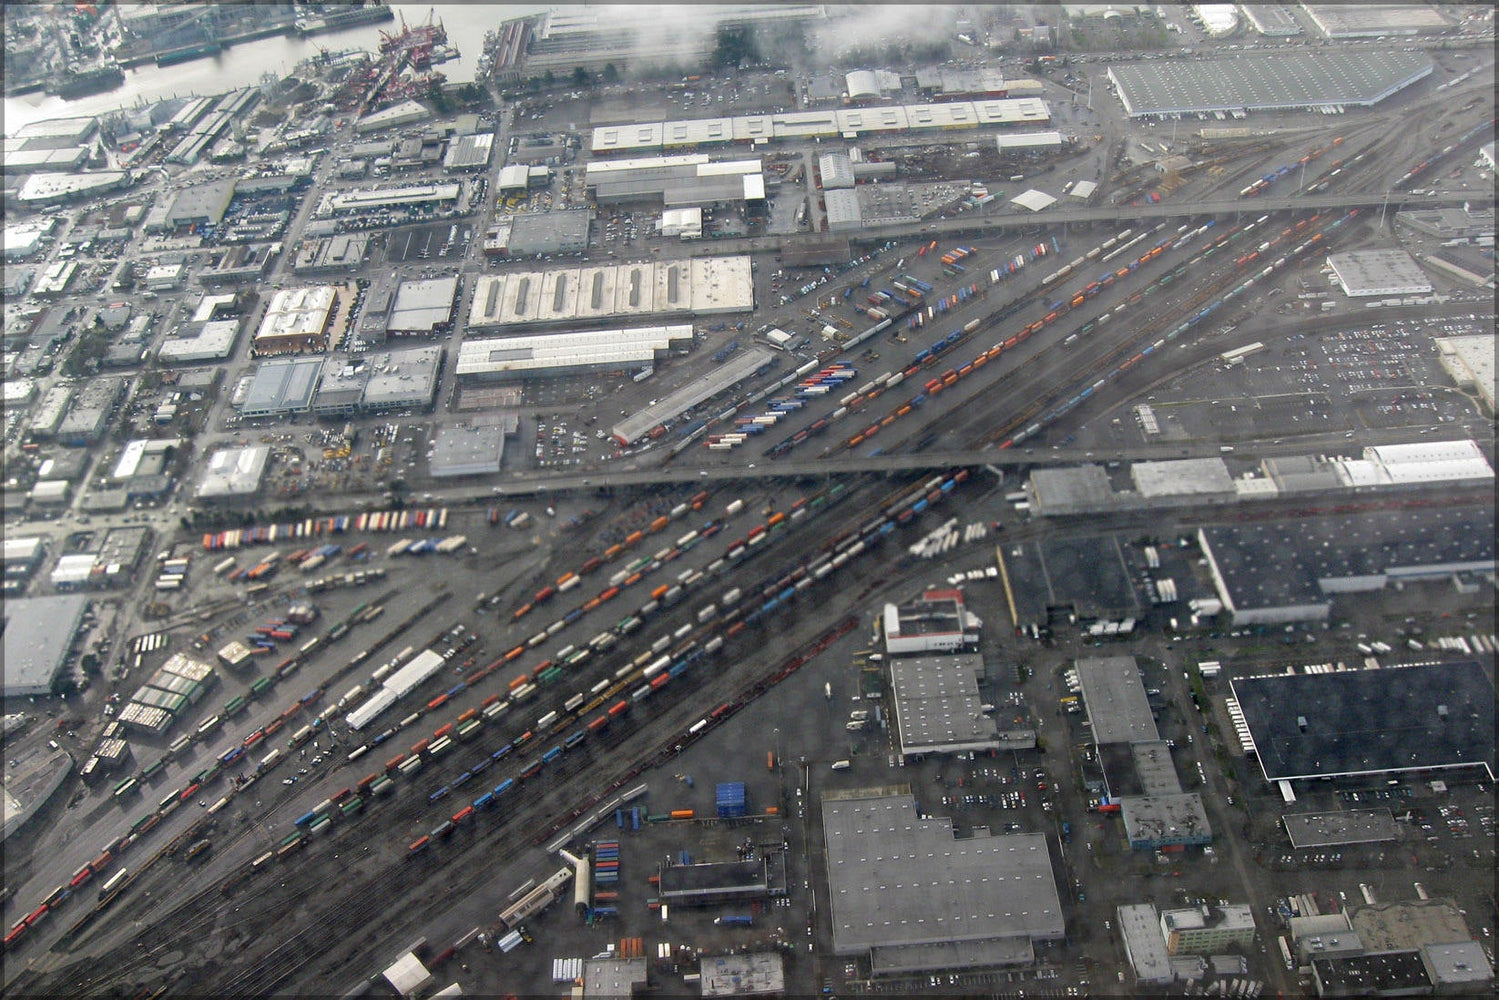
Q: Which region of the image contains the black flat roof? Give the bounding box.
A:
[1233,662,1495,783]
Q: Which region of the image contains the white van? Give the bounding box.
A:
[831,759,851,771]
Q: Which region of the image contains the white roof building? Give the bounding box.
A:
[659,207,703,239]
[196,444,271,499]
[1011,189,1058,212]
[1327,249,1432,298]
[457,325,693,381]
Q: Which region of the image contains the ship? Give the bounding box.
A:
[48,60,125,99]
[294,3,395,38]
[156,41,222,67]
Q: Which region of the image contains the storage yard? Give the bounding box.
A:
[1,3,1494,997]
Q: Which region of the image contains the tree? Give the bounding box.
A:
[602,63,619,84]
[571,66,591,87]
[542,69,556,88]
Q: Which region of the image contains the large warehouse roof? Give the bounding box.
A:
[1106,49,1433,117]
[387,277,457,334]
[1233,661,1495,784]
[1326,249,1432,298]
[467,256,753,329]
[456,325,692,381]
[2,594,89,697]
[1200,506,1495,623]
[822,791,1063,972]
[196,444,270,499]
[591,98,1050,154]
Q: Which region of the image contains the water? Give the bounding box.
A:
[4,3,545,133]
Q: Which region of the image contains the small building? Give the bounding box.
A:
[823,188,862,232]
[1420,941,1493,994]
[381,950,435,998]
[2,537,46,580]
[443,132,494,172]
[1326,249,1432,298]
[158,318,241,364]
[196,444,271,500]
[144,263,185,290]
[698,953,783,997]
[583,956,648,998]
[356,100,431,134]
[818,151,855,190]
[659,207,702,239]
[996,131,1064,153]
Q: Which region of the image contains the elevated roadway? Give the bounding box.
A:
[685,190,1478,257]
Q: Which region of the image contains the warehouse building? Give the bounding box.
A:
[824,188,862,232]
[1118,903,1176,987]
[3,537,45,582]
[355,99,430,134]
[658,207,702,239]
[55,375,125,447]
[818,151,855,189]
[887,653,1001,760]
[386,277,458,337]
[821,791,1064,976]
[914,66,1009,99]
[996,131,1065,153]
[2,593,89,697]
[1326,249,1432,298]
[428,413,520,477]
[457,324,694,382]
[313,347,441,418]
[1241,4,1303,36]
[252,285,337,356]
[164,178,236,229]
[1433,336,1495,413]
[1301,3,1451,38]
[585,154,765,208]
[292,234,369,273]
[467,257,753,330]
[1233,661,1495,788]
[1106,49,1433,117]
[443,132,493,172]
[1199,505,1495,625]
[157,318,242,364]
[15,170,131,206]
[238,356,324,419]
[319,182,461,216]
[657,856,779,907]
[196,444,271,500]
[483,210,592,258]
[589,99,1050,155]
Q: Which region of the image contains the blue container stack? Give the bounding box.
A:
[716,781,747,818]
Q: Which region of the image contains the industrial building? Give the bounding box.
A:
[311,346,443,416]
[818,151,855,189]
[15,170,132,206]
[457,325,694,382]
[887,653,1001,760]
[1106,49,1433,117]
[699,954,784,998]
[585,155,765,208]
[55,375,125,447]
[821,790,1064,975]
[995,131,1065,153]
[238,356,324,419]
[1326,249,1433,298]
[195,444,271,500]
[163,178,236,229]
[657,856,779,907]
[1300,3,1451,38]
[2,593,89,697]
[1232,660,1496,787]
[1241,4,1303,36]
[386,277,458,337]
[610,346,775,446]
[483,210,592,258]
[1161,904,1256,955]
[428,413,520,478]
[318,182,461,217]
[3,537,46,582]
[442,132,493,172]
[1433,336,1495,413]
[467,257,753,330]
[1118,903,1175,986]
[1199,504,1495,624]
[158,318,243,364]
[590,99,1051,155]
[824,188,863,231]
[292,234,369,274]
[355,99,430,134]
[252,285,337,356]
[882,588,974,656]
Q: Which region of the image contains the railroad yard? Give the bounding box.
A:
[2,4,1495,997]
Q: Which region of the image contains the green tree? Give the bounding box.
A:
[602,63,619,84]
[571,65,591,87]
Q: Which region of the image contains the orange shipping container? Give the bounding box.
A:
[669,809,694,820]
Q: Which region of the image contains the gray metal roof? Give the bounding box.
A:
[1074,655,1158,746]
[387,277,457,334]
[1107,49,1432,116]
[821,791,1063,963]
[241,357,323,416]
[888,653,999,757]
[1119,793,1212,846]
[1232,661,1496,783]
[2,593,88,697]
[1282,809,1401,849]
[428,413,519,478]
